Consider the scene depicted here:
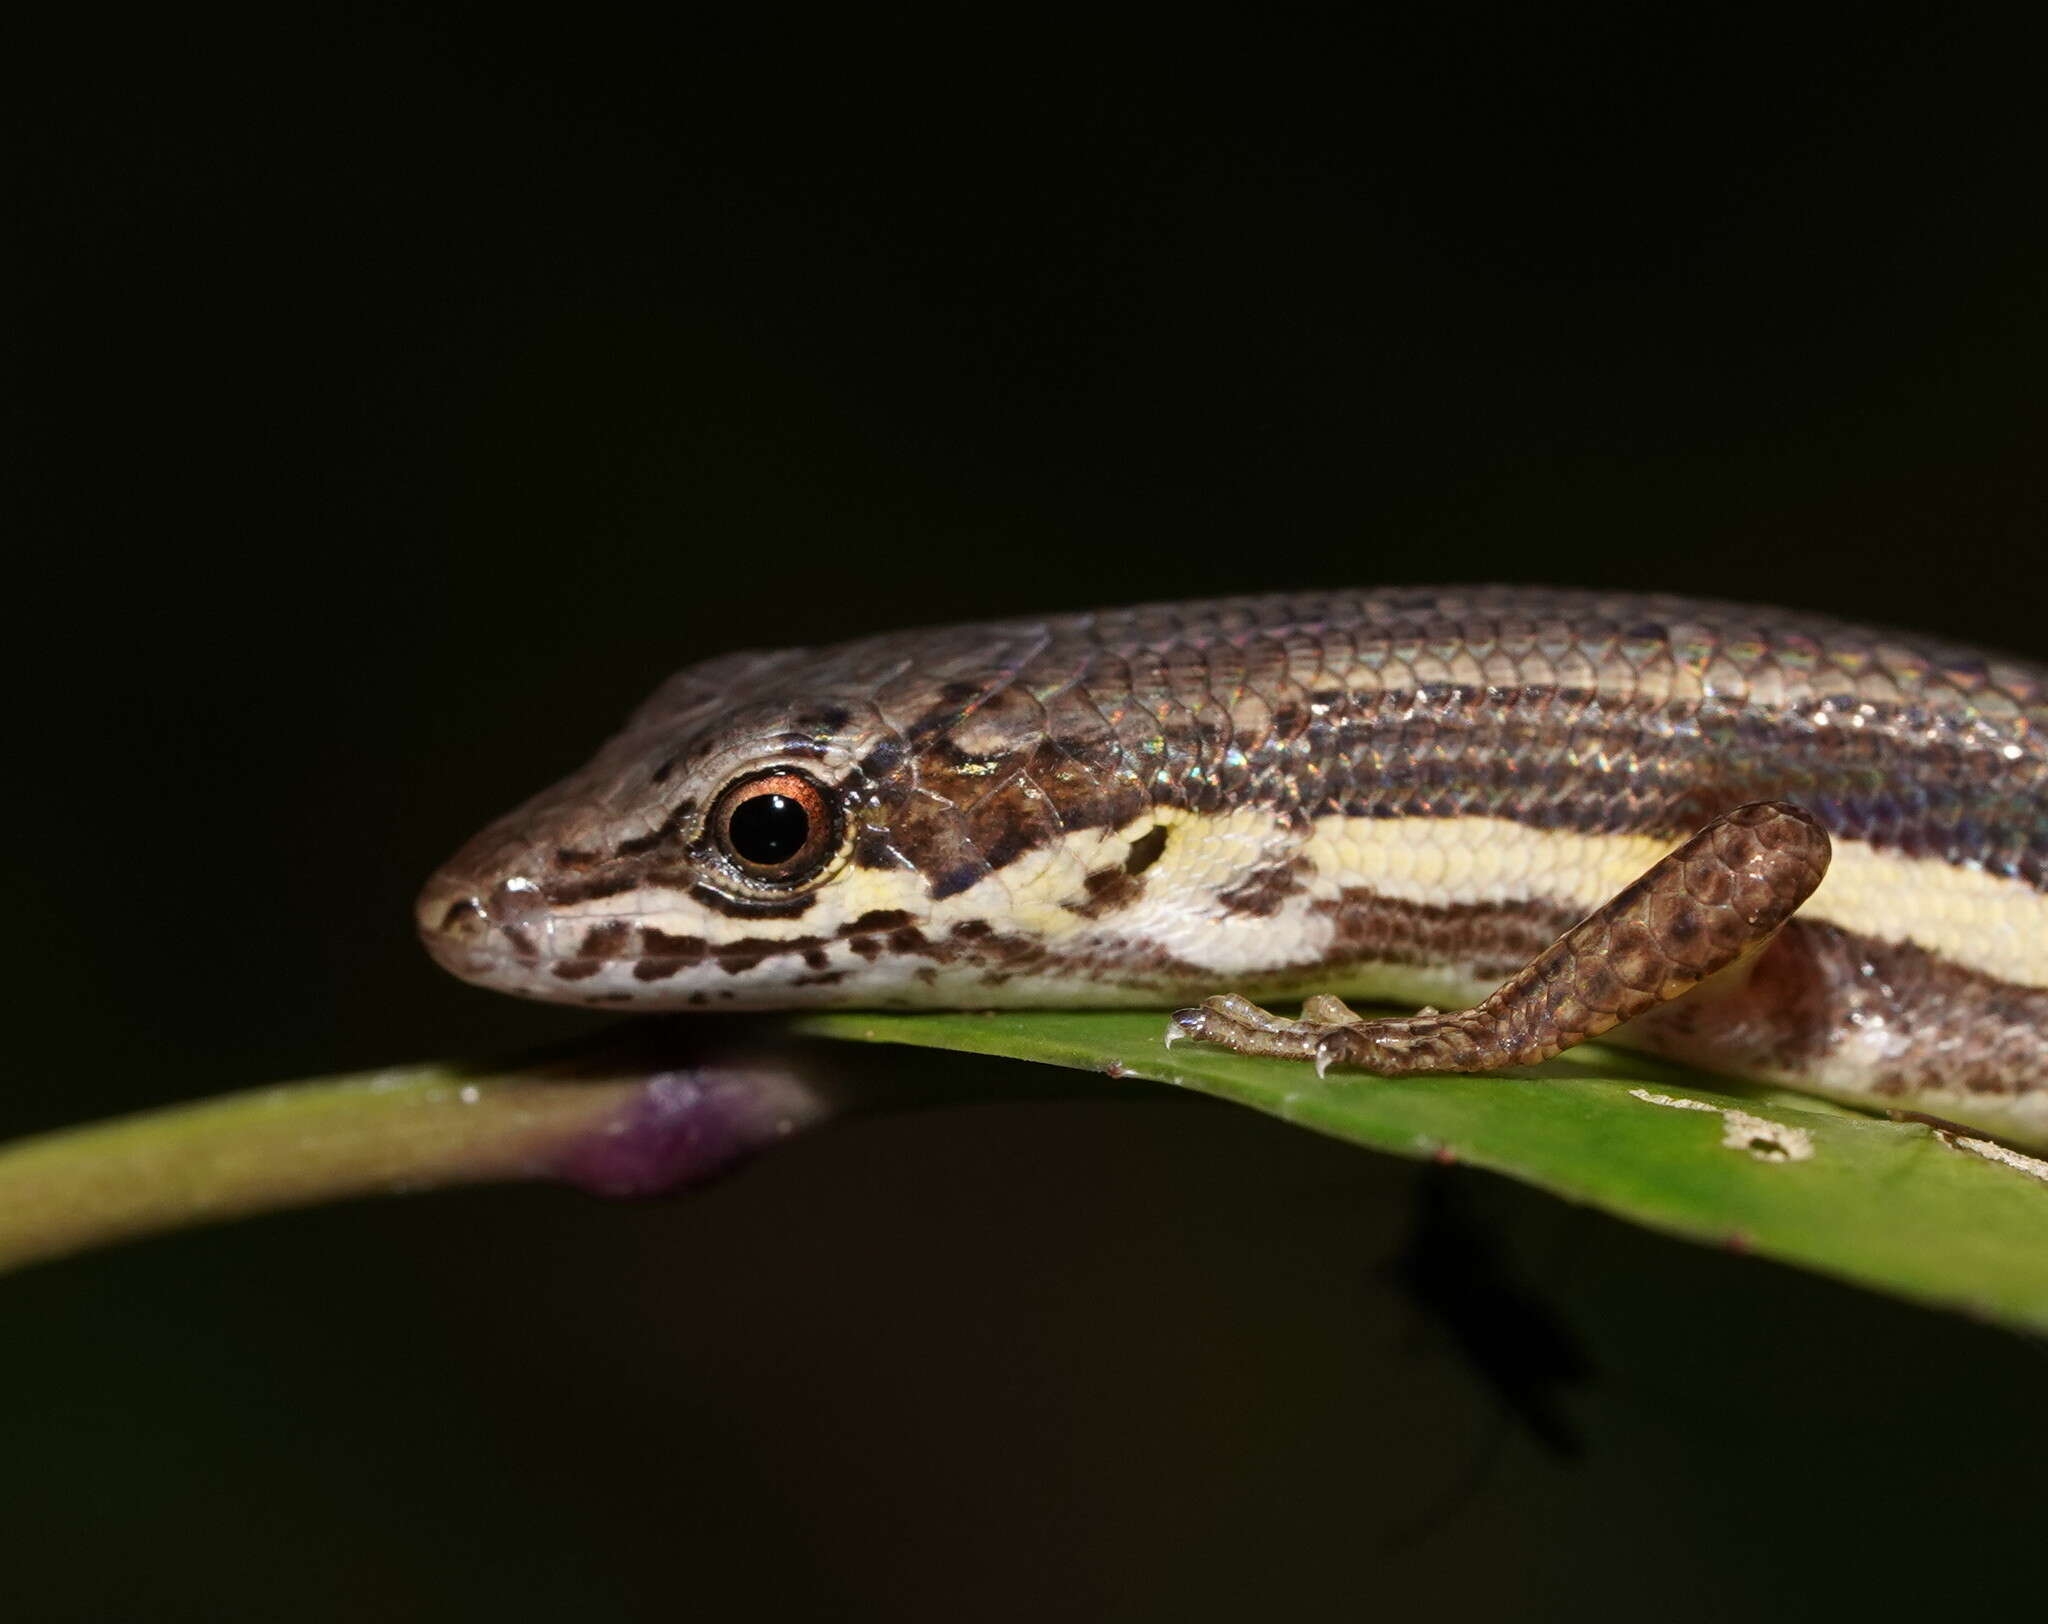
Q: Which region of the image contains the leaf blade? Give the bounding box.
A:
[792,1009,2048,1336]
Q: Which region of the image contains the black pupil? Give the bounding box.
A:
[728,791,810,866]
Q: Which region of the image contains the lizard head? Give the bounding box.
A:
[415,626,1170,1011]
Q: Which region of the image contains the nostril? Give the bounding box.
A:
[417,860,551,979]
[437,897,489,944]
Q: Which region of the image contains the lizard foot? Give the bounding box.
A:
[1167,802,1831,1078]
[1165,993,1442,1077]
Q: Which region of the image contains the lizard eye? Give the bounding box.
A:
[712,768,838,884]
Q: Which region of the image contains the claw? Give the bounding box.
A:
[1200,992,1303,1036]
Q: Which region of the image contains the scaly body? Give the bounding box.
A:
[418,586,2048,1148]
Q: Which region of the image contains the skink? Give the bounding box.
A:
[417,586,2048,1149]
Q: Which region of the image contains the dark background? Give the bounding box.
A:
[12,10,2048,1620]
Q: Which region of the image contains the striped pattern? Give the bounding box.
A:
[418,587,2048,1148]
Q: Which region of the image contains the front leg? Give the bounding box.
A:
[1167,801,1831,1076]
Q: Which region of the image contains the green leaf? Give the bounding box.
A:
[791,1009,2048,1337]
[7,1010,2045,1337]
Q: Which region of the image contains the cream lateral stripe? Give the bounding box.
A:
[551,809,2048,991]
[1303,815,2048,991]
[579,834,1116,944]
